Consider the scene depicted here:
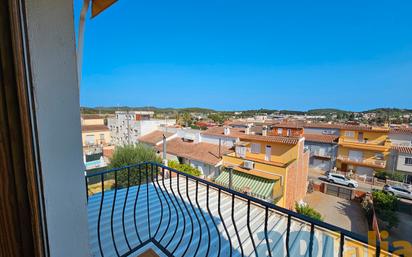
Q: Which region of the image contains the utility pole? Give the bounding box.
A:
[127,109,131,145]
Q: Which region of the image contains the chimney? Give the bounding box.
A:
[162,134,168,166]
[245,123,252,134]
[262,125,268,136]
[224,126,230,135]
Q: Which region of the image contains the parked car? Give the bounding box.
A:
[383,185,412,200]
[327,173,359,188]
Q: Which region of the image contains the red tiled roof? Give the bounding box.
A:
[238,134,300,144]
[390,127,412,135]
[81,125,109,132]
[202,127,300,144]
[138,131,175,146]
[303,123,389,132]
[201,127,242,139]
[271,121,304,129]
[391,146,412,154]
[303,133,339,144]
[156,138,232,166]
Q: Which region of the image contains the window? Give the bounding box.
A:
[236,146,246,158]
[287,129,291,136]
[345,131,355,138]
[277,128,283,135]
[405,157,412,165]
[250,143,261,154]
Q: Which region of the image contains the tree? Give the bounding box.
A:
[295,202,323,221]
[109,144,162,188]
[167,160,201,177]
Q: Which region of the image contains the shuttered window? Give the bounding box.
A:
[251,143,261,154]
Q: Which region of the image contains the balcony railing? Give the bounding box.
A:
[311,150,332,158]
[85,162,394,257]
[339,138,387,146]
[337,155,387,168]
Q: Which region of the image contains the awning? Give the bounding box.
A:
[215,170,277,200]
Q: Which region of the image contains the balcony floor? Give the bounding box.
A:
[88,177,339,257]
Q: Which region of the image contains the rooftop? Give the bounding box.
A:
[391,145,412,154]
[202,127,300,145]
[156,138,232,166]
[138,131,175,146]
[303,133,339,144]
[390,127,412,135]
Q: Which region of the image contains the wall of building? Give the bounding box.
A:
[82,118,104,126]
[109,117,175,146]
[396,153,412,173]
[25,0,89,255]
[284,140,309,210]
[389,133,412,146]
[244,140,298,164]
[340,130,388,143]
[81,130,111,146]
[303,127,340,135]
[305,141,337,171]
[201,134,237,148]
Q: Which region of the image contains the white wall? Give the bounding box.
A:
[389,133,412,146]
[201,134,236,148]
[25,0,89,256]
[396,154,412,173]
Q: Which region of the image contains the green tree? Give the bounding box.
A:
[167,160,201,176]
[109,144,161,187]
[295,203,323,221]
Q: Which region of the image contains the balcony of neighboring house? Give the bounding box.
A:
[85,162,392,257]
[337,155,387,169]
[338,131,391,152]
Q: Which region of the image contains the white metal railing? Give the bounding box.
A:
[340,138,386,145]
[337,155,386,168]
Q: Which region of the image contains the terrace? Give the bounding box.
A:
[86,162,393,257]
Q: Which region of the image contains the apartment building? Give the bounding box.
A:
[203,127,309,208]
[108,111,175,145]
[302,123,340,172]
[336,125,391,176]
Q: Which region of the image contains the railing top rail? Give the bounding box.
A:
[85,161,393,253]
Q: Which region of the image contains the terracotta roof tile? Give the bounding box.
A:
[202,127,300,144]
[391,146,412,154]
[156,138,232,166]
[81,125,109,132]
[138,130,175,146]
[390,127,412,135]
[303,133,339,144]
[303,123,389,132]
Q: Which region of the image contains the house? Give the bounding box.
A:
[81,124,111,146]
[304,133,339,172]
[81,114,111,147]
[156,137,231,179]
[204,127,309,208]
[108,111,175,145]
[269,121,304,137]
[388,127,412,183]
[336,125,391,176]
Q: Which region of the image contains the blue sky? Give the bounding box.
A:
[75,0,412,111]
